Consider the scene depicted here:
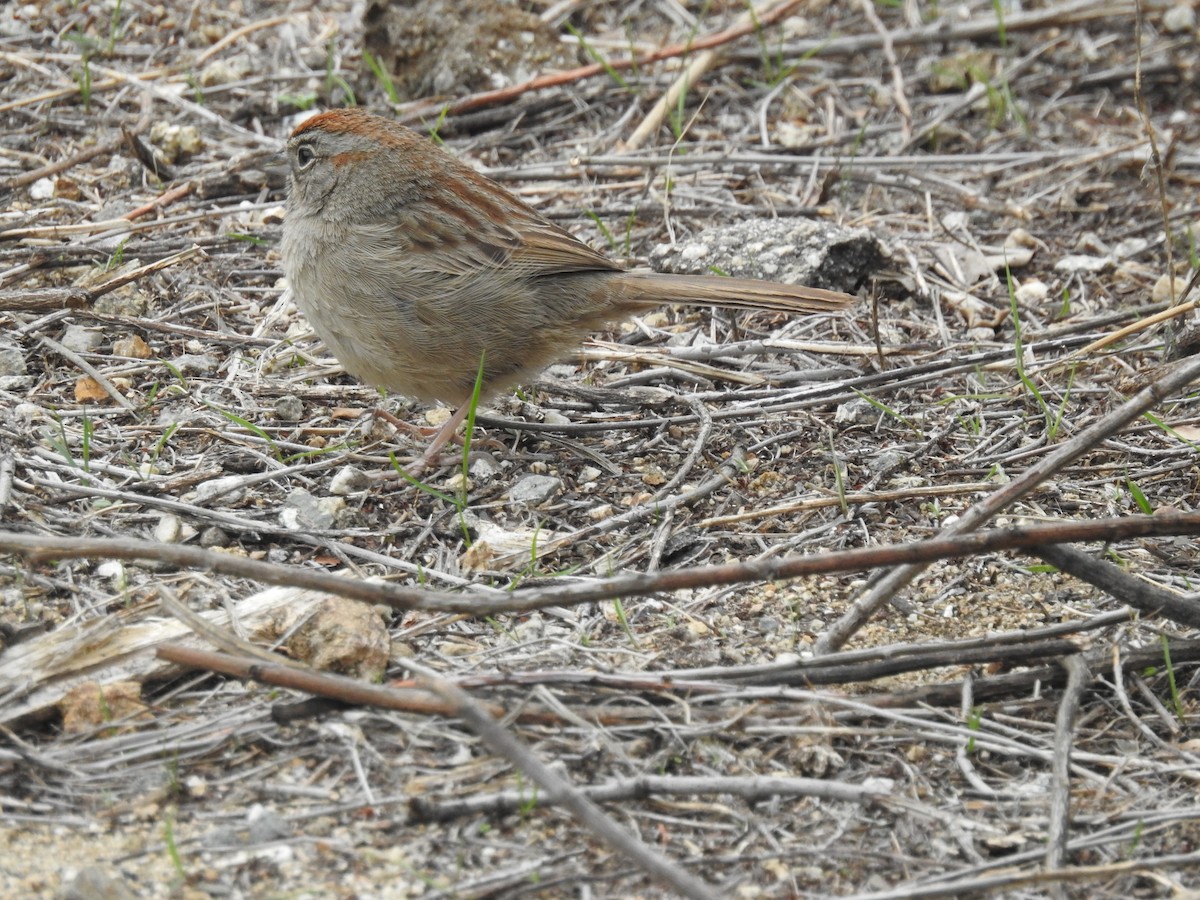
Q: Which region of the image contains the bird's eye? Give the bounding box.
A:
[295,143,317,170]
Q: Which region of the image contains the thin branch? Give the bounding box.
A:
[6,512,1200,618]
[815,354,1200,654]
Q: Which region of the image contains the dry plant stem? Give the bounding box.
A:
[660,607,1133,682]
[1129,672,1185,739]
[193,13,291,64]
[412,774,880,823]
[701,481,994,527]
[8,513,1200,618]
[1108,644,1170,750]
[867,639,1200,709]
[1047,655,1090,875]
[1031,543,1199,626]
[157,587,302,667]
[857,0,912,138]
[814,354,1200,655]
[0,287,91,312]
[434,0,805,120]
[157,644,507,722]
[621,46,714,150]
[841,852,1200,900]
[401,657,718,900]
[425,0,1128,122]
[1132,0,1176,304]
[954,674,995,796]
[1060,289,1200,364]
[2,135,123,191]
[618,0,773,154]
[0,246,201,313]
[34,332,135,411]
[531,448,746,562]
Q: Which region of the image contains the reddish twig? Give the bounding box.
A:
[8,512,1200,620]
[420,0,806,119]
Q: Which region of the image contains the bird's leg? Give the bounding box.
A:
[402,399,473,477]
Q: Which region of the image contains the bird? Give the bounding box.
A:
[280,108,855,472]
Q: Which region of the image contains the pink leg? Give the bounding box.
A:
[403,400,472,476]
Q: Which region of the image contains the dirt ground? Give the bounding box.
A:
[2,0,1200,897]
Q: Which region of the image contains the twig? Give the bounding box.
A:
[426,0,807,121]
[34,332,136,412]
[406,0,1129,123]
[814,354,1200,654]
[1031,543,1200,629]
[6,512,1200,617]
[0,245,203,313]
[840,852,1200,900]
[402,657,718,900]
[1047,656,1090,873]
[412,773,881,823]
[194,14,292,64]
[857,0,911,140]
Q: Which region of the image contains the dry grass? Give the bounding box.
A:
[2,0,1200,897]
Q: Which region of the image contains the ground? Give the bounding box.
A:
[2,0,1200,897]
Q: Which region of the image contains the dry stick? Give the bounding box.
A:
[619,0,803,151]
[1046,656,1090,878]
[857,0,912,139]
[1133,0,1177,305]
[621,44,716,150]
[431,0,806,120]
[402,657,718,900]
[193,14,292,64]
[157,644,509,722]
[840,852,1200,900]
[1031,543,1199,627]
[84,61,276,148]
[0,245,203,313]
[412,774,879,824]
[701,481,995,527]
[1109,644,1172,749]
[521,448,746,564]
[157,636,1200,730]
[3,135,124,192]
[1050,274,1200,366]
[814,354,1200,655]
[8,513,1200,621]
[157,586,300,667]
[651,607,1133,682]
[863,639,1200,709]
[420,0,1123,121]
[35,331,135,411]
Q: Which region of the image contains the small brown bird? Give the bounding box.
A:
[280,108,854,470]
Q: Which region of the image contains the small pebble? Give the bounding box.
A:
[274,395,304,422]
[0,347,28,377]
[281,488,335,530]
[61,325,103,353]
[199,526,230,548]
[329,465,371,495]
[154,513,182,543]
[508,474,562,505]
[468,451,503,481]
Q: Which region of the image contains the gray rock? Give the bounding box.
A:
[0,346,27,377]
[508,474,562,506]
[59,866,135,900]
[329,465,371,495]
[282,488,337,530]
[61,325,104,353]
[274,394,304,422]
[650,218,885,292]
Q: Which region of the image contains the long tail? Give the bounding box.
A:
[616,271,854,314]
